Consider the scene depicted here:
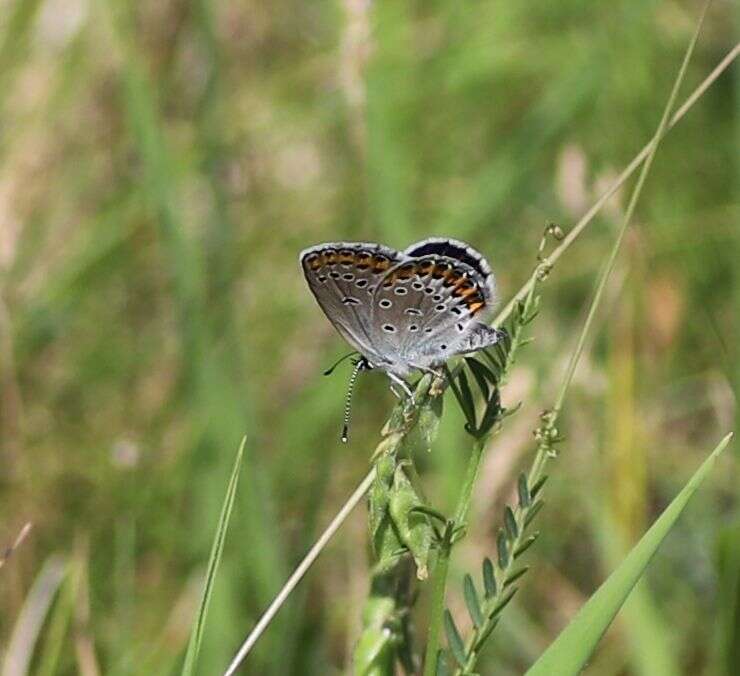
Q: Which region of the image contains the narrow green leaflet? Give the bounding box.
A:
[182,437,246,676]
[526,433,732,676]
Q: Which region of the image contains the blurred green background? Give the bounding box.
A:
[0,0,737,674]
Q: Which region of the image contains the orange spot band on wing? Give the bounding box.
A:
[307,253,324,270]
[469,301,485,315]
[372,257,391,273]
[457,285,478,299]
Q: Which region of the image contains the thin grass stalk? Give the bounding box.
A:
[224,468,377,676]
[454,5,712,671]
[182,437,245,676]
[492,41,739,332]
[222,40,737,673]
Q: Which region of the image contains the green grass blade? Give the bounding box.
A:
[2,555,66,675]
[181,436,246,676]
[526,433,732,676]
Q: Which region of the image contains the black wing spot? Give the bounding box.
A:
[382,324,396,333]
[343,273,355,281]
[379,299,392,309]
[432,294,443,302]
[434,304,446,312]
[412,282,424,290]
[342,297,360,305]
[424,328,433,334]
[355,279,368,288]
[318,275,327,282]
[404,308,423,316]
[329,271,340,279]
[456,323,465,332]
[440,344,447,350]
[409,324,418,332]
[394,287,408,295]
[451,306,462,315]
[424,287,434,295]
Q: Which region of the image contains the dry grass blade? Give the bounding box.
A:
[2,555,66,675]
[223,468,377,675]
[492,41,740,330]
[0,522,32,570]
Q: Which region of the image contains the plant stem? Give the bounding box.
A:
[453,439,486,526]
[423,272,543,675]
[456,4,713,672]
[422,436,488,676]
[423,528,453,676]
[492,40,737,333]
[224,467,376,676]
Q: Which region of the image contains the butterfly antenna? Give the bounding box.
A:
[341,358,367,443]
[323,351,359,376]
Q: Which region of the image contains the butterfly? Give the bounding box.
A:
[300,238,502,398]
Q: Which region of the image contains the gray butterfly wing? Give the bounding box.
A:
[402,237,496,309]
[299,242,402,365]
[401,239,500,357]
[371,244,500,373]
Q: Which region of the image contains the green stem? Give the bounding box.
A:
[551,0,711,417]
[422,267,545,675]
[422,530,453,676]
[453,439,486,526]
[422,438,485,675]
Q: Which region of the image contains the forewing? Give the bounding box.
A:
[300,242,402,362]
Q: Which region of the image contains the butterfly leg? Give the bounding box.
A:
[411,363,447,384]
[387,372,414,400]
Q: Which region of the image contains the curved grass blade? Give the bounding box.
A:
[525,433,731,676]
[181,437,246,676]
